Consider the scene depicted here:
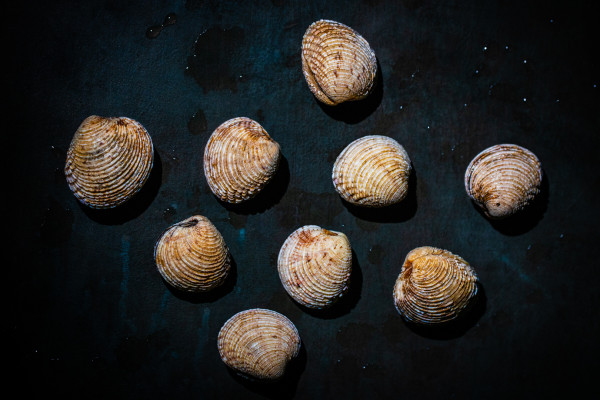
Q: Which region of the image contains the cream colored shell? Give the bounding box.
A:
[465,144,542,219]
[64,115,154,209]
[393,246,479,325]
[203,117,281,203]
[154,215,230,292]
[301,19,377,106]
[278,225,352,309]
[332,135,411,207]
[217,308,301,380]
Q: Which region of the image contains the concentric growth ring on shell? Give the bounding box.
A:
[64,115,154,209]
[393,246,479,325]
[203,117,281,204]
[301,19,377,105]
[154,215,231,293]
[332,135,411,207]
[278,225,352,309]
[217,308,301,381]
[465,144,542,219]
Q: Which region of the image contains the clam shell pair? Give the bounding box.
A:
[64,115,154,209]
[218,308,301,381]
[154,215,231,293]
[302,20,377,105]
[332,135,411,207]
[465,144,542,219]
[204,117,281,203]
[394,247,479,325]
[278,225,352,309]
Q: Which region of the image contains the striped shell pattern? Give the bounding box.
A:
[203,117,281,203]
[301,19,377,106]
[218,308,301,380]
[393,246,479,325]
[278,225,352,309]
[154,215,231,293]
[332,135,411,207]
[64,115,154,209]
[465,144,542,219]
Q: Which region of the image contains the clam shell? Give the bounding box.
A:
[465,144,542,219]
[332,135,411,207]
[218,308,301,381]
[301,19,377,106]
[278,225,352,309]
[64,115,154,209]
[203,117,281,203]
[154,215,231,293]
[393,246,479,325]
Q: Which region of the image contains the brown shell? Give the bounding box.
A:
[217,308,301,381]
[64,115,154,209]
[301,19,377,106]
[332,135,411,207]
[393,246,479,325]
[203,117,281,203]
[278,225,352,309]
[465,144,542,219]
[154,215,231,293]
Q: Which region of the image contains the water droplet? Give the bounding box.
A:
[163,12,177,26]
[483,46,487,51]
[527,244,531,250]
[505,45,509,50]
[523,97,527,102]
[523,59,527,64]
[146,25,163,39]
[559,233,564,239]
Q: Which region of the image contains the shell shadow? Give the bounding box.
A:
[402,282,487,340]
[78,149,163,225]
[474,169,549,236]
[316,59,384,124]
[217,154,290,215]
[340,163,418,223]
[293,249,363,320]
[225,338,307,400]
[162,254,237,303]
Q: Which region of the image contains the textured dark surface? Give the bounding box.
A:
[9,0,599,398]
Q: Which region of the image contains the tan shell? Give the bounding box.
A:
[154,215,231,292]
[465,144,542,219]
[393,247,479,325]
[64,115,154,209]
[278,225,352,309]
[301,19,377,106]
[218,308,301,381]
[203,117,281,203]
[332,135,411,207]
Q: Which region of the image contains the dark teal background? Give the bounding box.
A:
[9,0,599,398]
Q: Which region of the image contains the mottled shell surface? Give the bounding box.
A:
[203,117,281,204]
[64,115,154,209]
[218,308,301,381]
[332,135,411,207]
[154,215,230,293]
[465,144,542,219]
[278,225,352,309]
[393,246,479,325]
[301,19,377,106]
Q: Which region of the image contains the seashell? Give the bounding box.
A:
[301,19,377,106]
[154,215,231,293]
[218,308,301,381]
[278,225,352,309]
[464,144,542,219]
[203,117,281,203]
[64,115,154,209]
[393,246,479,325]
[332,135,411,207]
